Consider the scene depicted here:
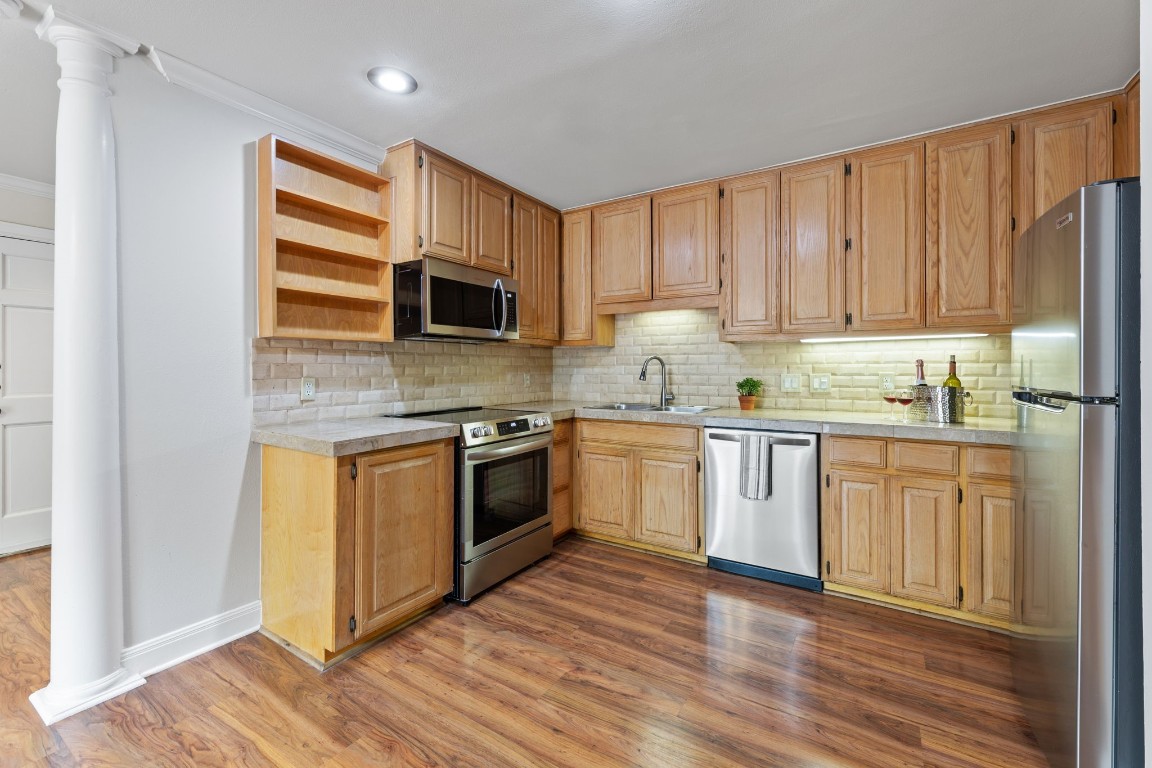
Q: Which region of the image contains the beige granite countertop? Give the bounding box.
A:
[251,417,459,457]
[499,401,1017,446]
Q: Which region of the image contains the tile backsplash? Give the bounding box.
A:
[252,310,1016,423]
[551,310,1015,419]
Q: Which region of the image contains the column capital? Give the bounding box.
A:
[35,6,139,57]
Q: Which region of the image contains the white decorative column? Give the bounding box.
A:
[29,7,145,725]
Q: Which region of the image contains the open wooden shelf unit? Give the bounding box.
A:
[258,135,394,341]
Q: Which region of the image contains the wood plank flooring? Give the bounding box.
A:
[1,539,1049,767]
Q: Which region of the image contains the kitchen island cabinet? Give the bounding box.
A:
[261,438,454,667]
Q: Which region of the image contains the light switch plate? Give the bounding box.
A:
[300,377,317,401]
[780,373,802,392]
[878,374,896,392]
[811,374,831,393]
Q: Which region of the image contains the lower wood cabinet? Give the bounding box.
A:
[261,439,454,666]
[823,437,1018,629]
[574,420,702,558]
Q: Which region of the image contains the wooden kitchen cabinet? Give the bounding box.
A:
[846,141,925,331]
[422,150,472,265]
[261,439,454,666]
[472,175,514,275]
[781,158,846,334]
[560,208,614,346]
[720,170,780,339]
[552,419,573,538]
[827,470,889,593]
[889,477,959,608]
[513,196,561,344]
[651,182,720,300]
[965,482,1020,621]
[574,420,702,559]
[593,196,652,305]
[925,121,1013,327]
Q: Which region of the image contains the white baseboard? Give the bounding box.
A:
[121,600,261,677]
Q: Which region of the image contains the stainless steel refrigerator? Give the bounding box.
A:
[1011,178,1142,767]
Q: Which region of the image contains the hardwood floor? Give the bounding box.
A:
[1,539,1048,767]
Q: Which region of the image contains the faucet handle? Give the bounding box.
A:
[666,390,675,402]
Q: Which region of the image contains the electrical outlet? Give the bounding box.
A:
[523,373,532,387]
[300,377,316,401]
[811,374,831,393]
[780,373,802,392]
[878,374,896,392]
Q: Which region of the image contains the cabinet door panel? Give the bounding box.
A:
[561,210,594,341]
[653,183,719,299]
[965,483,1019,620]
[537,207,561,341]
[577,444,632,539]
[847,142,924,331]
[925,122,1011,326]
[472,177,513,275]
[781,159,845,333]
[355,442,453,639]
[635,451,698,553]
[890,478,958,607]
[513,196,539,338]
[593,197,652,304]
[721,171,780,337]
[828,470,888,592]
[422,152,470,264]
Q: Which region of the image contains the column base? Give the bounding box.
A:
[29,667,146,725]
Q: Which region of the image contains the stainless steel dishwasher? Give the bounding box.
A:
[704,428,821,591]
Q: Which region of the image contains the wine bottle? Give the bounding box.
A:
[914,359,926,386]
[942,354,962,389]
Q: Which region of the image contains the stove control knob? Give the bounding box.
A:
[471,427,485,438]
[533,417,550,428]
[483,426,494,436]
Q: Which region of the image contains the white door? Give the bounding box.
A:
[0,234,53,555]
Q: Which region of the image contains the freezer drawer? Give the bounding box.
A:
[704,428,820,587]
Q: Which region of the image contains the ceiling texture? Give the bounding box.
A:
[1,0,1140,209]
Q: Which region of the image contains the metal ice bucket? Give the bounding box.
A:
[908,385,973,423]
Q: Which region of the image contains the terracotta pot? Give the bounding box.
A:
[737,395,757,410]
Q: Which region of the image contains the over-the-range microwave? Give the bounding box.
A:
[394,257,519,342]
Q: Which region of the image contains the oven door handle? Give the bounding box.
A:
[465,435,552,463]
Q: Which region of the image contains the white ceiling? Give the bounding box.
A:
[1,0,1139,209]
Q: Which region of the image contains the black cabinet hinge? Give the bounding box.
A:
[697,459,701,473]
[349,615,357,632]
[698,536,702,550]
[845,312,853,326]
[844,162,852,176]
[825,474,830,488]
[1010,129,1016,144]
[351,462,358,480]
[957,487,963,504]
[719,188,725,199]
[418,155,424,168]
[511,258,515,272]
[1011,217,1016,232]
[418,235,424,248]
[719,278,723,289]
[825,560,831,575]
[845,238,852,251]
[721,318,726,330]
[1113,108,1118,125]
[958,586,964,603]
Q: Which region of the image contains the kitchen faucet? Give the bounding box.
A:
[639,356,675,409]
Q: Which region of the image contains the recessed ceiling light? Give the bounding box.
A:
[367,66,418,94]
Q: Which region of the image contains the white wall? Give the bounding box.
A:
[0,186,53,229]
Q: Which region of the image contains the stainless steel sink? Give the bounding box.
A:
[588,402,658,411]
[654,405,718,413]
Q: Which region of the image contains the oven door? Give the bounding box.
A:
[461,433,552,562]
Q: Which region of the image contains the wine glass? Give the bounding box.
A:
[895,389,915,422]
[881,391,898,420]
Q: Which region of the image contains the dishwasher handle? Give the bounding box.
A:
[707,433,813,447]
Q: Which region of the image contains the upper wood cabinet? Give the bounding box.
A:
[422,151,471,265]
[1014,99,1113,242]
[593,196,652,305]
[1125,77,1140,176]
[925,121,1013,327]
[781,158,846,334]
[472,176,514,275]
[846,142,925,331]
[513,195,561,343]
[560,208,614,346]
[720,170,780,339]
[652,182,720,299]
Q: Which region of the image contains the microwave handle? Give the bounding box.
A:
[494,278,508,337]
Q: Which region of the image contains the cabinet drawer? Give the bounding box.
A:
[893,442,959,475]
[967,446,1014,481]
[578,420,698,451]
[828,437,887,468]
[553,438,571,490]
[552,419,571,443]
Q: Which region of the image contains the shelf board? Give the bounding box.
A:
[275,236,386,264]
[274,140,389,188]
[276,282,389,305]
[276,186,389,227]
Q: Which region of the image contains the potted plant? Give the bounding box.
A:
[736,377,763,410]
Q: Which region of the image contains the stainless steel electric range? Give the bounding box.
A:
[397,406,553,603]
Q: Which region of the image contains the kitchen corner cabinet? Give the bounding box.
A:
[379,141,513,275]
[574,420,702,559]
[823,437,1020,630]
[781,158,846,334]
[925,121,1013,327]
[256,135,394,342]
[261,439,453,666]
[513,196,561,344]
[552,419,573,538]
[720,170,780,339]
[560,208,615,346]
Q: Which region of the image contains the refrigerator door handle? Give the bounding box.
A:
[1013,388,1119,412]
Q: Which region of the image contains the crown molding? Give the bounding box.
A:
[36,6,141,55]
[145,47,385,169]
[0,172,54,199]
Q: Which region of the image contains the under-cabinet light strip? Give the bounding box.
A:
[798,333,989,344]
